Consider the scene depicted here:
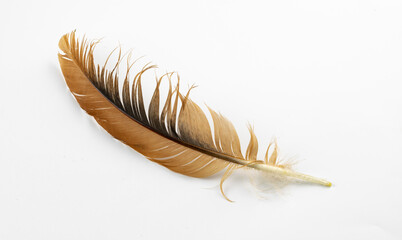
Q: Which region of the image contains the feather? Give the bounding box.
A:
[58,31,331,201]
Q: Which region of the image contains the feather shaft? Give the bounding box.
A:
[253,164,332,186]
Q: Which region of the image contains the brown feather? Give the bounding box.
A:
[58,31,331,201]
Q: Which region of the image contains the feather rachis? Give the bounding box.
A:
[58,31,331,201]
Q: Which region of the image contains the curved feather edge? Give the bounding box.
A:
[58,31,331,201]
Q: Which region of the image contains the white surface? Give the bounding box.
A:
[1,0,402,239]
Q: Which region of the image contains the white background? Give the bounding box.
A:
[1,0,402,239]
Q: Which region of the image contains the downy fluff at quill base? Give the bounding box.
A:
[58,31,331,201]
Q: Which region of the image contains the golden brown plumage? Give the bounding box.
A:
[58,31,331,201]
